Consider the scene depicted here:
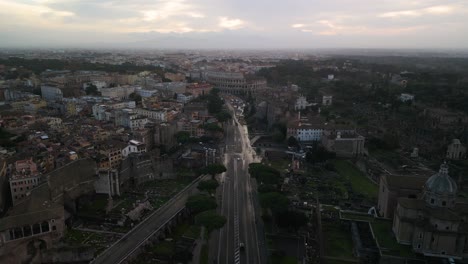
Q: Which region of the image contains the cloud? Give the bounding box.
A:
[291,24,305,28]
[140,0,205,22]
[218,17,245,30]
[379,5,456,18]
[0,0,467,48]
[292,18,427,37]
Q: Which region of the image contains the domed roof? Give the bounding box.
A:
[425,163,457,195]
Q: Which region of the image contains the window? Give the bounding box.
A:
[13,227,23,239]
[430,198,435,204]
[446,226,450,230]
[419,233,423,239]
[442,201,447,206]
[441,251,446,255]
[417,244,421,249]
[23,226,32,237]
[41,221,49,232]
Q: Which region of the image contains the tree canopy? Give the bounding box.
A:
[287,136,299,148]
[305,146,336,164]
[129,92,142,104]
[0,57,166,76]
[215,110,232,122]
[202,123,223,133]
[85,84,100,96]
[200,163,227,179]
[207,88,224,114]
[174,131,191,144]
[276,210,308,231]
[197,179,219,194]
[270,123,287,143]
[186,194,217,214]
[195,210,226,233]
[259,192,290,213]
[248,163,281,185]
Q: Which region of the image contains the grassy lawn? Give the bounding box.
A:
[332,160,378,201]
[150,197,170,209]
[268,158,290,171]
[143,178,193,193]
[322,222,356,259]
[151,241,175,256]
[271,255,297,264]
[200,244,209,264]
[371,220,414,258]
[112,178,193,214]
[111,193,146,213]
[129,221,198,263]
[322,204,340,212]
[176,167,197,177]
[337,212,416,259]
[79,194,109,215]
[183,225,201,239]
[369,149,407,171]
[63,229,115,256]
[172,222,193,239]
[324,258,359,264]
[64,229,91,245]
[341,212,375,222]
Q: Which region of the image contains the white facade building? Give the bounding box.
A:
[400,93,415,102]
[288,123,323,142]
[92,104,108,121]
[92,101,136,121]
[100,85,138,99]
[41,85,63,102]
[295,96,312,110]
[129,116,148,130]
[122,140,147,157]
[322,95,333,106]
[177,93,194,104]
[297,128,323,141]
[132,108,167,122]
[447,139,466,160]
[136,88,158,98]
[83,80,107,91]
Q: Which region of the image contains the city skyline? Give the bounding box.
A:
[1,0,467,49]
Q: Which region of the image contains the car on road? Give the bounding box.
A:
[239,242,245,250]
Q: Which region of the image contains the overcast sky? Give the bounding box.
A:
[0,0,467,49]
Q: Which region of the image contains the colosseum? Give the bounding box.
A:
[206,71,267,95]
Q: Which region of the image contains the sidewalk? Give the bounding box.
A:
[74,227,125,235]
[191,227,205,264]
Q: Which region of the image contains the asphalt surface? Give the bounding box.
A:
[91,176,204,264]
[211,103,266,264]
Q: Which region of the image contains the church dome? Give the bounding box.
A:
[425,163,457,195]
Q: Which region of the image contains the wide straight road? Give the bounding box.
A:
[92,176,204,264]
[210,101,266,264]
